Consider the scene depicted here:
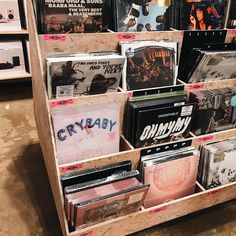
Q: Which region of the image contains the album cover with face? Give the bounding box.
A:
[51,102,120,165]
[120,41,177,91]
[143,152,199,208]
[0,40,25,74]
[113,0,171,32]
[47,54,125,99]
[0,0,21,31]
[134,104,194,148]
[38,0,110,33]
[180,0,229,30]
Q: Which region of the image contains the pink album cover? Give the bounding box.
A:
[74,185,149,229]
[65,177,141,225]
[143,154,199,208]
[51,102,120,165]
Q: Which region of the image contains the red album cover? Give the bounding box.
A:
[143,154,199,208]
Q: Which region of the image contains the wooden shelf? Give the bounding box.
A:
[0,29,28,35]
[0,71,31,80]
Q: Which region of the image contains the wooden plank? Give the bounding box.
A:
[26,1,69,236]
[38,31,183,58]
[70,182,236,236]
[0,29,28,35]
[0,72,31,80]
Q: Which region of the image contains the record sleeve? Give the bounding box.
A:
[51,102,120,165]
[60,160,132,190]
[121,41,177,91]
[113,0,171,32]
[74,184,149,229]
[38,0,110,33]
[180,0,229,30]
[134,104,194,148]
[143,151,199,208]
[47,54,125,99]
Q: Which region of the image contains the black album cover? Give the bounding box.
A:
[180,0,228,30]
[134,104,194,148]
[189,88,236,135]
[121,41,177,91]
[38,0,110,33]
[113,0,171,32]
[228,0,236,28]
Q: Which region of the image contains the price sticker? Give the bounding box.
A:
[43,34,66,42]
[207,189,221,195]
[59,163,83,174]
[116,33,136,41]
[196,135,214,143]
[149,206,166,214]
[186,84,206,91]
[50,99,74,108]
[78,230,93,236]
[127,91,133,98]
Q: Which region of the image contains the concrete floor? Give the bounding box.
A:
[1,81,236,236]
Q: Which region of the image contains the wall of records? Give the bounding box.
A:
[28,0,236,235]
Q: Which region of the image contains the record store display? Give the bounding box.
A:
[47,53,125,99]
[120,40,177,91]
[141,144,199,208]
[198,138,236,189]
[189,87,236,136]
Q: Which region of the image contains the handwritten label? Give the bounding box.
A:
[207,189,221,195]
[78,230,93,236]
[196,135,214,143]
[149,206,166,214]
[59,163,83,174]
[50,99,74,108]
[116,33,136,41]
[43,34,66,42]
[230,29,236,35]
[127,91,133,98]
[186,84,206,91]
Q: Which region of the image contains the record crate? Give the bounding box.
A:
[26,0,236,235]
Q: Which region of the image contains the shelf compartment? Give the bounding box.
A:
[0,29,28,35]
[0,71,31,80]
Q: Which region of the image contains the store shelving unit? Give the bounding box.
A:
[26,0,236,235]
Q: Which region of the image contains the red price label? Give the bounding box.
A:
[59,163,83,174]
[186,84,206,91]
[149,206,166,214]
[50,99,74,108]
[127,91,133,98]
[43,34,66,42]
[116,33,136,41]
[197,135,214,143]
[230,29,236,35]
[207,189,221,195]
[78,230,93,236]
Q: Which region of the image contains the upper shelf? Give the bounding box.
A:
[0,29,29,35]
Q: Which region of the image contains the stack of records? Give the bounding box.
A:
[46,53,125,99]
[61,161,149,231]
[51,102,120,165]
[125,87,194,148]
[141,145,199,208]
[179,44,236,83]
[198,138,236,189]
[120,40,178,91]
[227,0,236,28]
[189,87,236,135]
[113,0,171,32]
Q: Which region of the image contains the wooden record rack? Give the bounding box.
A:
[26,0,236,235]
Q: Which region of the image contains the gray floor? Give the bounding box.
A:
[0,81,236,236]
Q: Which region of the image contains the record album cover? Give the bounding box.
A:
[47,54,125,99]
[143,152,199,208]
[51,102,120,165]
[0,0,21,31]
[180,0,228,30]
[134,104,194,148]
[39,0,110,33]
[114,0,171,32]
[121,41,177,91]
